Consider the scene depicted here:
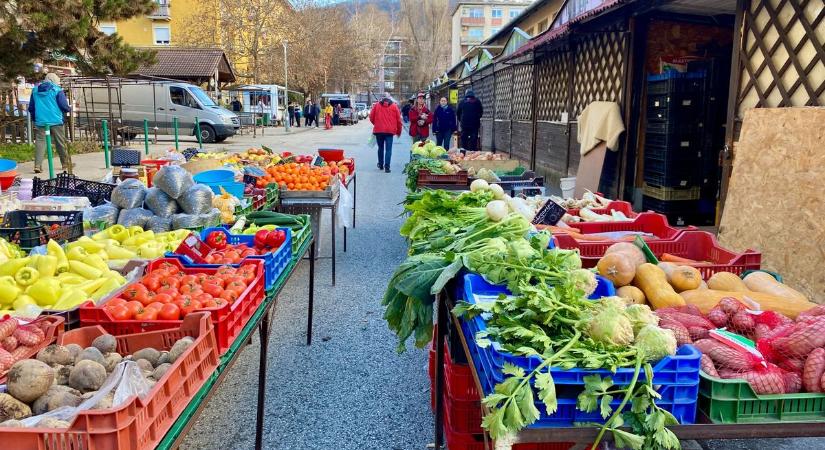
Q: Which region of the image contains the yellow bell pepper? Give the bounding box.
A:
[12,294,36,310]
[76,278,106,295]
[0,257,30,277]
[103,270,127,285]
[105,245,137,260]
[137,242,162,259]
[91,278,122,301]
[26,278,61,306]
[75,236,105,253]
[97,224,129,243]
[51,288,88,310]
[83,254,109,273]
[47,240,69,274]
[67,246,89,261]
[128,226,145,237]
[57,273,87,285]
[0,276,21,305]
[36,255,58,278]
[69,260,102,279]
[14,267,40,287]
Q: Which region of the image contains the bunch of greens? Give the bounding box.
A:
[454,284,680,449]
[403,158,459,191]
[401,190,494,246]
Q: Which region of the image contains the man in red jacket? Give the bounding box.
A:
[369,93,403,173]
[408,92,432,143]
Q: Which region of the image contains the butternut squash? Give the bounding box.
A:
[742,271,809,303]
[670,266,702,292]
[616,285,645,305]
[597,253,636,287]
[679,289,817,319]
[632,263,685,310]
[657,262,677,280]
[707,272,748,292]
[605,242,646,267]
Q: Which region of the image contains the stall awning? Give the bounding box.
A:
[133,48,236,84]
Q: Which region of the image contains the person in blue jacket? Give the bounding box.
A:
[27,73,72,173]
[432,96,457,150]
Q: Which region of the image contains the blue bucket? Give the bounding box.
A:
[193,169,235,184]
[204,181,244,199]
[0,159,17,173]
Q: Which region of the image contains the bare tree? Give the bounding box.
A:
[399,0,452,91]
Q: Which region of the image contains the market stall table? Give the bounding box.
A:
[431,286,825,450]
[278,192,343,285]
[157,236,316,450]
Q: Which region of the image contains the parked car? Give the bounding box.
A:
[321,93,358,125]
[354,102,368,120]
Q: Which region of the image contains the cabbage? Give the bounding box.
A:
[570,269,597,296]
[508,238,537,259]
[634,325,677,362]
[625,304,659,335]
[587,300,634,346]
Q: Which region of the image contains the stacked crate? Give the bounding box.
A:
[642,71,713,226]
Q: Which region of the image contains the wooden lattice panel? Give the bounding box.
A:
[472,67,495,107]
[536,49,570,121]
[572,30,627,116]
[494,66,513,120]
[736,0,825,115]
[511,64,534,121]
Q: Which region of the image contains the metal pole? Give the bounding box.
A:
[45,125,55,178]
[102,120,110,168]
[143,119,149,155]
[173,117,179,150]
[283,41,290,133]
[195,116,202,148]
[26,113,32,144]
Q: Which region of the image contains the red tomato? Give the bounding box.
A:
[226,281,247,295]
[158,303,181,320]
[146,302,164,311]
[153,262,178,276]
[194,293,213,304]
[134,307,158,321]
[141,274,162,292]
[175,299,201,315]
[124,301,143,319]
[157,286,179,297]
[160,277,181,290]
[194,273,208,284]
[152,293,173,304]
[202,283,224,297]
[121,284,148,302]
[237,266,256,283]
[106,298,127,308]
[220,290,239,302]
[216,266,236,276]
[109,305,131,321]
[239,248,256,258]
[201,299,218,308]
[179,275,197,287]
[176,294,194,304]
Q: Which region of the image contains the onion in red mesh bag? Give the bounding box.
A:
[693,338,764,372]
[773,316,825,358]
[802,347,825,393]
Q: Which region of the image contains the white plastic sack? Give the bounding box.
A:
[336,179,353,229]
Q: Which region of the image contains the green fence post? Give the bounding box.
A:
[44,125,55,178]
[102,120,110,168]
[195,117,202,149]
[143,119,150,155]
[173,117,179,150]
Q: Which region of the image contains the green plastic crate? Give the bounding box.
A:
[292,215,311,258]
[264,184,279,210]
[698,372,825,423]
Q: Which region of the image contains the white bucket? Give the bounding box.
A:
[560,177,576,198]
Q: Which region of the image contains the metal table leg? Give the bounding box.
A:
[352,174,356,229]
[344,220,347,252]
[434,292,446,450]
[255,310,272,450]
[307,239,316,345]
[331,204,336,285]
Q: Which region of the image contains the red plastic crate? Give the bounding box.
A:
[556,212,687,240]
[574,230,761,278]
[418,169,469,186]
[0,316,64,383]
[444,406,575,450]
[445,336,480,402]
[79,258,265,355]
[0,313,218,450]
[564,200,638,220]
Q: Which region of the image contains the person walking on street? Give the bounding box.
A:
[294,103,302,127]
[333,103,342,126]
[457,89,483,152]
[369,92,402,173]
[230,96,242,112]
[408,92,432,143]
[287,103,295,127]
[27,73,72,173]
[324,102,333,129]
[401,101,412,124]
[312,101,320,128]
[304,101,313,127]
[432,96,457,150]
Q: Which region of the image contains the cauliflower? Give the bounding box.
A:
[634,325,677,362]
[625,304,659,335]
[587,300,634,347]
[569,269,598,297]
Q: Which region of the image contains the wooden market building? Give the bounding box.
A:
[430,0,824,224]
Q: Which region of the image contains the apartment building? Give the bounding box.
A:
[451,0,535,65]
[96,0,202,47]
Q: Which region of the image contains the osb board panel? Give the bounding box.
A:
[718,107,825,304]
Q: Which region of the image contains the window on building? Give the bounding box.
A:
[490,27,501,35]
[538,19,549,32]
[491,8,502,18]
[467,27,484,39]
[153,26,170,45]
[469,8,483,18]
[99,24,117,36]
[509,9,523,19]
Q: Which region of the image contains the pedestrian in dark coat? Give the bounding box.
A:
[408,92,432,142]
[432,96,457,149]
[456,89,484,151]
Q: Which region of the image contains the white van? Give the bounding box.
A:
[76,80,239,143]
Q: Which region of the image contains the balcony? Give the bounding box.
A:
[461,17,485,26]
[148,1,171,20]
[491,18,503,26]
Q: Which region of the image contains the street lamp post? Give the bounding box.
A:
[283,40,290,133]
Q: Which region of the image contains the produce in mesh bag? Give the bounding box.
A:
[770,316,825,359]
[146,216,172,233]
[116,208,154,228]
[152,165,194,199]
[692,338,763,372]
[700,354,719,377]
[170,213,203,230]
[177,184,214,215]
[110,179,147,209]
[802,348,825,393]
[198,208,221,227]
[144,187,179,217]
[739,363,786,394]
[82,203,120,227]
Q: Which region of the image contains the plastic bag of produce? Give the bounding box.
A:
[177,183,214,215]
[116,207,154,227]
[144,187,180,217]
[201,208,222,227]
[153,165,194,199]
[110,178,147,209]
[146,215,172,233]
[171,213,203,229]
[83,202,120,227]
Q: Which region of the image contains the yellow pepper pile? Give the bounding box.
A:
[89,224,190,261]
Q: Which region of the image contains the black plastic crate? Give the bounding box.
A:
[646,120,697,135]
[0,210,84,250]
[647,71,706,95]
[111,147,141,166]
[642,196,713,226]
[32,172,116,207]
[646,93,704,122]
[645,131,702,156]
[643,156,699,188]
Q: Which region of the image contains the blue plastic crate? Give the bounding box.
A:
[165,227,291,291]
[460,317,699,426]
[461,273,700,384]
